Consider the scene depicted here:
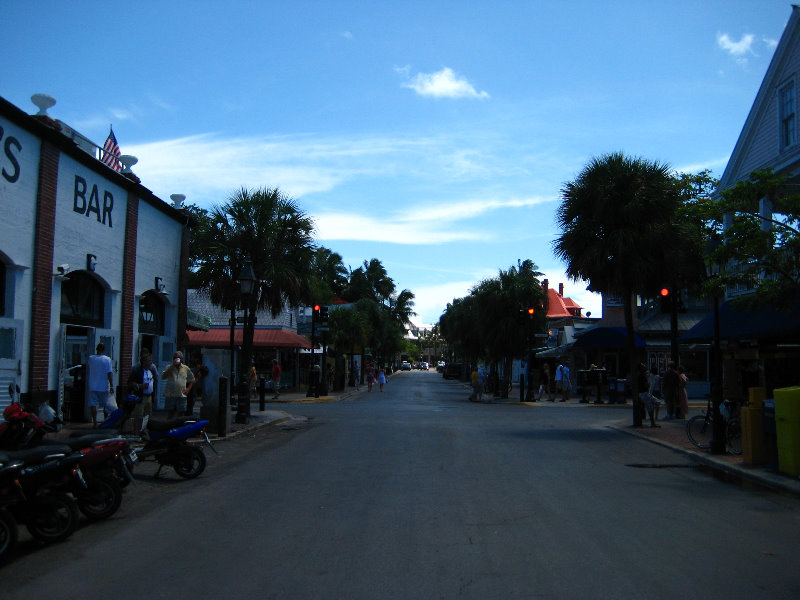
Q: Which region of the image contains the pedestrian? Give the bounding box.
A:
[538,363,552,401]
[128,352,159,437]
[366,362,375,392]
[249,362,258,399]
[662,361,679,420]
[638,362,662,428]
[187,360,208,416]
[87,342,114,427]
[470,366,480,402]
[556,362,571,402]
[353,362,360,391]
[377,365,387,392]
[160,351,195,419]
[271,359,282,399]
[677,365,689,419]
[649,366,661,400]
[554,361,564,400]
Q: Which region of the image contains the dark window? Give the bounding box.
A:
[780,81,796,150]
[61,271,104,327]
[139,291,165,335]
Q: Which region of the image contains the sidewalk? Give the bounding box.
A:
[479,383,800,498]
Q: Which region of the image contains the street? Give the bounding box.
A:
[4,371,800,599]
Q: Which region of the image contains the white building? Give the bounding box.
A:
[0,94,190,418]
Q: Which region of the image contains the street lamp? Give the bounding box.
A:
[706,239,726,455]
[236,257,256,424]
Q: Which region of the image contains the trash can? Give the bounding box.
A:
[608,377,617,404]
[774,386,800,477]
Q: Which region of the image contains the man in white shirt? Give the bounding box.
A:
[87,342,114,426]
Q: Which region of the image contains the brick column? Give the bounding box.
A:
[29,141,60,405]
[118,190,139,396]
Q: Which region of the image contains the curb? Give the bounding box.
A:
[610,423,800,498]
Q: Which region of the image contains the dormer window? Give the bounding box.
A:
[779,80,796,150]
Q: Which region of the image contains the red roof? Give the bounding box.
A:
[546,288,582,318]
[186,329,311,348]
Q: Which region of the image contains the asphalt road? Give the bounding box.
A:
[4,371,800,599]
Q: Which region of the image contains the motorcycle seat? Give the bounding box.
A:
[147,417,198,432]
[0,444,73,464]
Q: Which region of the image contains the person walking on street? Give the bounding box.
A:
[87,342,114,427]
[560,363,571,402]
[161,351,195,419]
[127,352,159,436]
[538,363,552,401]
[271,359,282,399]
[377,366,387,392]
[662,362,679,420]
[353,362,360,391]
[677,365,689,420]
[470,367,481,402]
[249,362,258,399]
[366,362,375,392]
[554,361,564,400]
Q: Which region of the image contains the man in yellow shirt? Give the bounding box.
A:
[160,351,195,419]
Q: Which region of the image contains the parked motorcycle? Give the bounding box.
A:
[1,399,133,520]
[0,445,83,557]
[136,413,217,479]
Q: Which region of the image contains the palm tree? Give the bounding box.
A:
[194,187,315,398]
[310,246,348,302]
[553,152,680,425]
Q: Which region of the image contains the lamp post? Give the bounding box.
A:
[236,258,256,424]
[706,240,726,455]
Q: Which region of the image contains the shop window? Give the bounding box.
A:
[61,271,104,327]
[139,291,165,335]
[0,327,14,359]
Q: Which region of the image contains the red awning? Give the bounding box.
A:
[186,329,311,349]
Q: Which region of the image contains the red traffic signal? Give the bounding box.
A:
[313,304,321,311]
[526,308,535,315]
[660,288,670,297]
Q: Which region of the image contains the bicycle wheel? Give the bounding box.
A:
[686,414,714,449]
[726,417,742,455]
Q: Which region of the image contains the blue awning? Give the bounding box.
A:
[681,298,800,343]
[572,327,645,350]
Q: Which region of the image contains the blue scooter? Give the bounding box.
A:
[136,409,217,480]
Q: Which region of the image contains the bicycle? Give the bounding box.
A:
[686,397,742,455]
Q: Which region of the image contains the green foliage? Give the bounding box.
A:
[439,259,545,365]
[709,169,800,309]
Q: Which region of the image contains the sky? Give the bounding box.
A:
[1,1,794,326]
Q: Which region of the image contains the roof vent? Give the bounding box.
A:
[31,93,56,116]
[170,194,186,208]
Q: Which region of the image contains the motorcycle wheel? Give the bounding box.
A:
[26,492,79,543]
[0,508,18,564]
[173,445,206,479]
[78,474,123,521]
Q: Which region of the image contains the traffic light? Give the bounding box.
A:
[312,304,321,320]
[659,288,671,313]
[320,306,329,324]
[520,308,535,316]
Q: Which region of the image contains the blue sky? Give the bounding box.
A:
[1,1,793,325]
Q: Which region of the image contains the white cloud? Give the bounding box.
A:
[717,32,755,66]
[763,36,778,50]
[400,67,489,100]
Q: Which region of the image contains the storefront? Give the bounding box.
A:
[0,94,189,418]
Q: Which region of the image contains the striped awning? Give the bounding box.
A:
[186,328,311,349]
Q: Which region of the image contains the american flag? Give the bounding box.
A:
[101,126,122,172]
